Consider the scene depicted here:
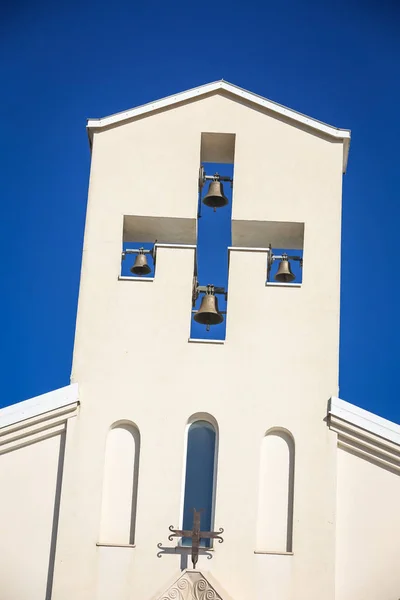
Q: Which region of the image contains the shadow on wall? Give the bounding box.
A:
[46,432,66,600]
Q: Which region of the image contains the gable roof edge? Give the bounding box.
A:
[329,396,400,447]
[0,383,79,430]
[86,80,351,173]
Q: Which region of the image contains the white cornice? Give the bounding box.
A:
[329,397,400,472]
[0,383,79,430]
[0,384,79,454]
[86,80,351,173]
[329,397,400,446]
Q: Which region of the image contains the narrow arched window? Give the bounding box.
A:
[182,419,217,546]
[256,428,295,552]
[99,422,140,545]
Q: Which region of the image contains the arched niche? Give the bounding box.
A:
[99,421,140,545]
[181,413,219,546]
[256,427,295,552]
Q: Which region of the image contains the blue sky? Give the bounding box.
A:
[1,0,399,422]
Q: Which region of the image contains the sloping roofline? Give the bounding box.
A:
[0,384,79,429]
[329,396,400,446]
[86,80,351,173]
[329,396,400,472]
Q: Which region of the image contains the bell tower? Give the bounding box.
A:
[52,81,350,600]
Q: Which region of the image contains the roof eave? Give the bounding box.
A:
[86,80,351,173]
[329,396,400,446]
[0,383,79,429]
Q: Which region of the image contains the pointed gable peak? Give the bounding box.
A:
[87,80,351,172]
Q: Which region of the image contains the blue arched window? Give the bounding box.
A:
[182,420,217,546]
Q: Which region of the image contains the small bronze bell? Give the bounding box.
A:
[131,250,152,276]
[202,179,229,209]
[275,255,295,283]
[194,290,223,330]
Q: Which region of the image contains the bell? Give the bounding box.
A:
[194,291,223,330]
[202,180,229,209]
[130,251,152,276]
[275,256,295,283]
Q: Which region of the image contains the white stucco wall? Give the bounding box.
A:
[335,447,400,600]
[0,433,63,600]
[51,91,344,600]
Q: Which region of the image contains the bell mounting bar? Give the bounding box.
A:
[122,240,157,260]
[267,244,302,272]
[196,285,226,295]
[199,165,233,190]
[268,253,303,265]
[192,278,227,307]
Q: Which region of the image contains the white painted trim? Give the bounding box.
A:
[96,543,136,548]
[155,243,196,250]
[0,384,79,429]
[228,246,271,253]
[266,282,302,288]
[188,339,225,345]
[254,550,294,556]
[118,276,155,282]
[336,438,400,473]
[329,397,400,446]
[87,80,351,172]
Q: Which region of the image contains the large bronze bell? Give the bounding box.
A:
[202,180,229,209]
[131,250,152,276]
[194,291,223,330]
[275,255,295,283]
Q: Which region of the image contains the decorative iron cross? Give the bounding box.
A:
[167,508,224,568]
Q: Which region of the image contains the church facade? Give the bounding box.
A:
[0,81,399,600]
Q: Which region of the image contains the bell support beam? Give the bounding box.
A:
[204,175,232,181]
[196,285,226,296]
[270,254,302,262]
[198,165,233,190]
[122,247,156,257]
[192,281,228,307]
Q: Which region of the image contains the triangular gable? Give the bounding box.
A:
[87,80,351,172]
[151,569,234,600]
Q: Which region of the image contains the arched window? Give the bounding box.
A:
[99,422,140,545]
[182,418,217,546]
[256,428,295,552]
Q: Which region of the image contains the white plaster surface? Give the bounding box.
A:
[99,423,139,544]
[54,91,345,600]
[0,434,62,600]
[256,431,293,552]
[335,447,400,600]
